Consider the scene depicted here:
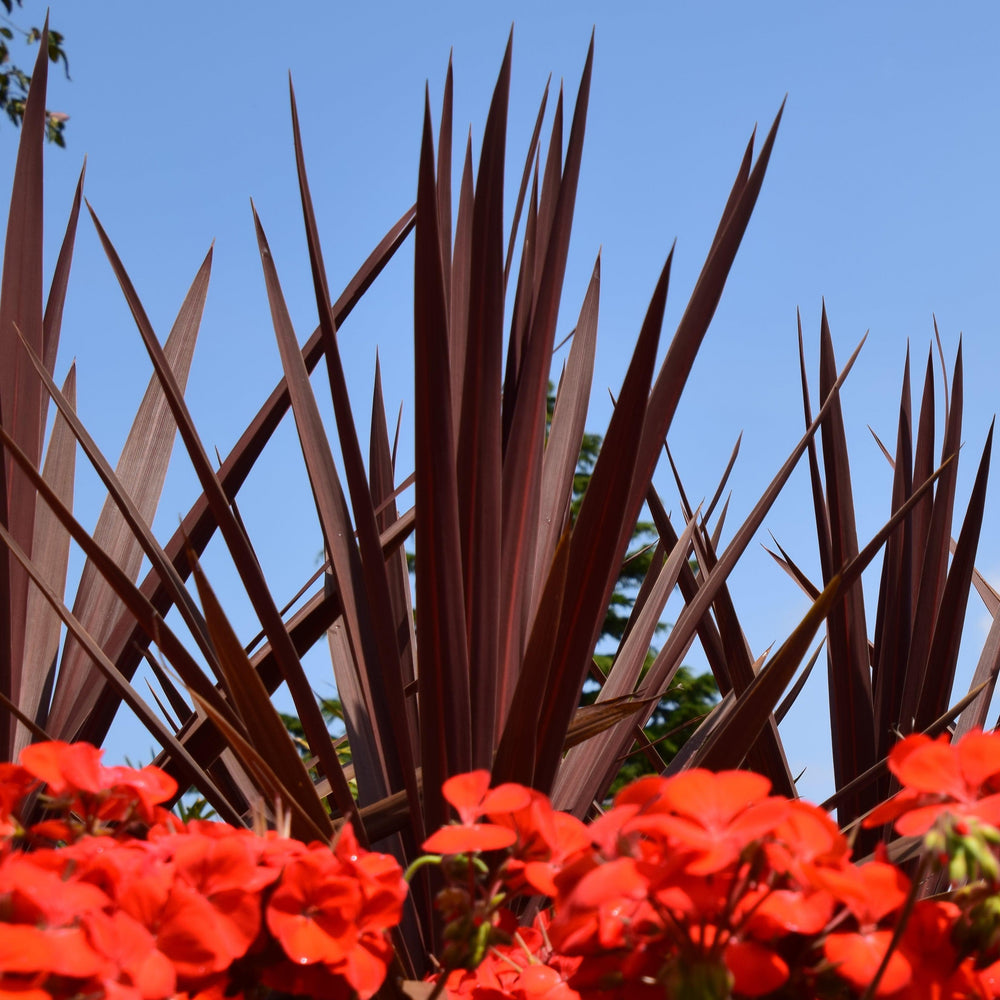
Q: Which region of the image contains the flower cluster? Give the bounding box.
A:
[7,732,1000,1000]
[421,731,1000,1000]
[0,741,406,1000]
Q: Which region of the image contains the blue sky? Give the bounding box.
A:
[3,2,1000,801]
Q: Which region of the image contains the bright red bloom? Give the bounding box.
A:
[0,848,110,926]
[825,928,912,995]
[0,747,408,1000]
[547,856,653,954]
[19,742,106,796]
[616,769,790,874]
[723,938,788,997]
[266,850,363,965]
[806,859,909,926]
[0,925,109,978]
[9,740,999,1000]
[84,908,178,1000]
[423,771,533,853]
[765,797,850,878]
[115,862,234,981]
[0,763,35,834]
[865,730,1000,836]
[436,918,582,1000]
[492,788,591,896]
[99,764,179,824]
[169,831,278,963]
[18,741,177,830]
[893,900,982,1000]
[263,832,402,998]
[752,888,834,939]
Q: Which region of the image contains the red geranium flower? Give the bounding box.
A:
[83,908,178,1000]
[894,900,982,1000]
[116,865,233,981]
[266,850,363,965]
[0,925,109,979]
[0,763,35,834]
[617,769,790,874]
[806,859,909,926]
[0,849,110,927]
[492,788,591,896]
[548,855,652,954]
[19,742,105,797]
[422,771,532,854]
[169,832,278,964]
[18,742,177,829]
[825,928,912,996]
[865,731,1000,836]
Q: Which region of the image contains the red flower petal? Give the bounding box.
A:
[890,737,965,797]
[441,771,493,824]
[20,741,104,796]
[337,932,395,999]
[657,769,772,823]
[807,861,909,925]
[724,940,788,997]
[267,856,362,965]
[155,882,235,979]
[0,925,108,978]
[103,764,179,820]
[959,730,1000,788]
[422,822,517,854]
[749,888,833,935]
[85,910,177,1000]
[480,782,532,817]
[825,930,911,995]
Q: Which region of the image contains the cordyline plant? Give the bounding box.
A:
[1,22,998,982]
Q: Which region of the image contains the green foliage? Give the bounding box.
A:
[174,793,217,823]
[279,696,356,801]
[279,694,344,754]
[0,0,69,145]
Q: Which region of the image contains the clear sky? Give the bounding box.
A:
[3,1,1000,802]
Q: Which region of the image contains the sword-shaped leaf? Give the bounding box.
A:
[0,517,239,825]
[17,365,76,755]
[498,40,592,702]
[457,38,509,764]
[49,249,210,745]
[188,552,333,839]
[414,89,471,833]
[288,82,420,827]
[0,23,50,752]
[87,205,362,836]
[110,206,415,713]
[695,457,948,773]
[532,249,665,791]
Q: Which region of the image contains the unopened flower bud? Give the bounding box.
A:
[435,887,472,918]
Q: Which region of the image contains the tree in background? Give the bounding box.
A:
[1,0,69,145]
